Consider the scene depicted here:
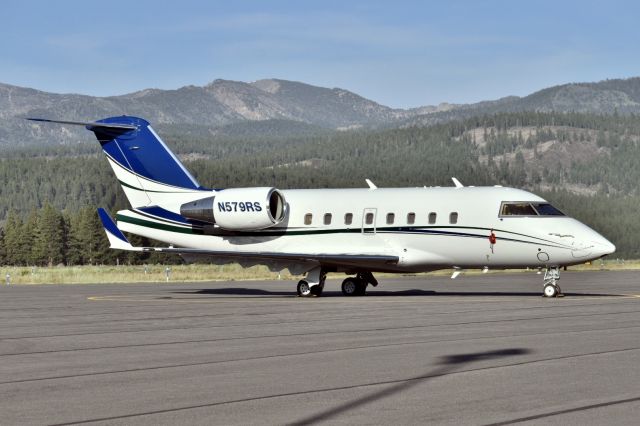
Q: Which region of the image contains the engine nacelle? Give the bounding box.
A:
[180,187,287,231]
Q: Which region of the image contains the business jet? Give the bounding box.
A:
[28,116,616,298]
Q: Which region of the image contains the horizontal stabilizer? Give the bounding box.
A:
[27,118,137,131]
[97,208,141,251]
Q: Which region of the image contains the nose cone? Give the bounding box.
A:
[598,238,616,257]
[589,233,616,258]
[577,223,616,259]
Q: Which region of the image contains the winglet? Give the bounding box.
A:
[451,177,463,188]
[97,208,141,251]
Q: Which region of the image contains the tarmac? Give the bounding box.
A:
[0,270,639,425]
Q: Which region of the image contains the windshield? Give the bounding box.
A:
[500,202,565,217]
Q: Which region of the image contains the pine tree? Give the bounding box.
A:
[3,210,23,265]
[66,210,83,265]
[32,203,65,266]
[72,207,110,265]
[0,227,6,265]
[22,209,39,266]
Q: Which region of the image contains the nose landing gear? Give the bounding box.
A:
[542,266,563,297]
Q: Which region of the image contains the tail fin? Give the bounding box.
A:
[28,116,207,208]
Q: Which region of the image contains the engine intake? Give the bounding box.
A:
[180,187,287,231]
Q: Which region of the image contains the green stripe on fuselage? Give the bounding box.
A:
[117,214,204,235]
[115,214,565,249]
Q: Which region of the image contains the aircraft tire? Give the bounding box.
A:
[355,279,367,296]
[543,284,558,298]
[341,278,359,296]
[310,283,324,297]
[297,280,312,297]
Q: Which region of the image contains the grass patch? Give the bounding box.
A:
[0,259,636,285]
[0,264,296,285]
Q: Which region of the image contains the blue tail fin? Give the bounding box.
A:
[27,116,208,209]
[92,116,202,190]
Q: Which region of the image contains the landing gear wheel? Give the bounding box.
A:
[542,267,562,298]
[297,280,312,297]
[310,283,324,297]
[355,280,367,296]
[341,278,359,296]
[543,284,558,298]
[342,278,367,296]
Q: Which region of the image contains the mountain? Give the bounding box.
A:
[0,78,420,147]
[3,76,640,148]
[405,77,640,126]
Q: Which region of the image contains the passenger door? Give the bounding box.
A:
[362,208,377,234]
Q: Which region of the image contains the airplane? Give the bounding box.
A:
[28,116,616,298]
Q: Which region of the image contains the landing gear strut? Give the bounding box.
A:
[297,267,326,297]
[542,266,562,298]
[341,272,378,297]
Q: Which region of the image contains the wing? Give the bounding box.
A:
[98,208,399,269]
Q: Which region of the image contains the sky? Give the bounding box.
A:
[2,0,640,108]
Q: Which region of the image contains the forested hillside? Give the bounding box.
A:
[0,111,639,262]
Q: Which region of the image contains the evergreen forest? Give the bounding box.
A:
[1,111,639,265]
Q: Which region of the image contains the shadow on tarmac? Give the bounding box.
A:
[172,288,293,296]
[172,288,620,298]
[288,348,532,425]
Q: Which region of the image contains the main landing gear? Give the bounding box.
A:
[542,266,563,298]
[296,267,327,297]
[341,272,378,297]
[296,268,378,298]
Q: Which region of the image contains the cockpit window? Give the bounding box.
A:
[500,202,565,217]
[532,203,565,216]
[500,203,537,216]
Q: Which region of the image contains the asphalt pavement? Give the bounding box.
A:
[0,270,639,425]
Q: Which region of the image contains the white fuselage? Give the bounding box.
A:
[116,186,615,273]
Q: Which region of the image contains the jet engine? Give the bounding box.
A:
[180,187,287,231]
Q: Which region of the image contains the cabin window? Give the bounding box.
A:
[386,213,395,225]
[449,212,458,224]
[304,213,312,225]
[407,212,415,225]
[344,213,353,225]
[365,212,374,225]
[323,213,332,225]
[428,212,437,224]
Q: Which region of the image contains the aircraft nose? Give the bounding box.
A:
[593,236,616,257]
[601,239,616,256]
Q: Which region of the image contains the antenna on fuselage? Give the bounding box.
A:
[451,267,464,279]
[451,177,463,188]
